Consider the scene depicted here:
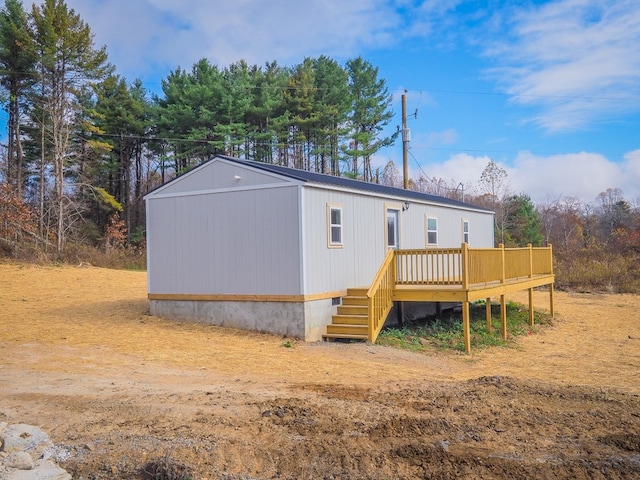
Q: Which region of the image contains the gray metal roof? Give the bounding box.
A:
[218,155,492,213]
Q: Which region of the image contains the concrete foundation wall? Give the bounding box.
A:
[303,298,338,342]
[150,299,336,342]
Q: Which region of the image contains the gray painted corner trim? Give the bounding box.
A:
[298,184,306,295]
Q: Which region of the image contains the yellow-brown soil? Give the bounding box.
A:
[1,264,639,479]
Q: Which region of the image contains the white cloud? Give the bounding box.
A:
[65,0,471,87]
[413,150,640,204]
[508,152,622,202]
[67,0,405,83]
[510,151,640,204]
[416,153,492,190]
[484,0,640,132]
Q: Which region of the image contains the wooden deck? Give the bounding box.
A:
[324,244,555,353]
[393,273,555,302]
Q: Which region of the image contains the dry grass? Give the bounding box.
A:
[1,263,639,394]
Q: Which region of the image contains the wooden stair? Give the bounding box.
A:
[323,288,369,341]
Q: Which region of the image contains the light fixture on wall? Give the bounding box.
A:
[402,201,410,211]
[234,175,242,180]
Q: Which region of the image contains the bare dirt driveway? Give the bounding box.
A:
[1,264,639,479]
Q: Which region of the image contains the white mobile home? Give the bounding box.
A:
[145,155,494,341]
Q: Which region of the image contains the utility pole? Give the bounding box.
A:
[398,92,410,327]
[401,92,409,190]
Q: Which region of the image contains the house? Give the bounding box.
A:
[144,154,495,341]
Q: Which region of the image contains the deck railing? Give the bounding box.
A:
[395,243,553,287]
[366,244,554,342]
[396,248,463,285]
[366,248,396,342]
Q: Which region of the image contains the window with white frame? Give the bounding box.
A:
[386,208,400,249]
[426,216,438,245]
[463,220,469,244]
[327,204,343,247]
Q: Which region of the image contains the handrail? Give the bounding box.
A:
[365,244,554,343]
[366,248,396,343]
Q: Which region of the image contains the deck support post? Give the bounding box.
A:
[462,301,471,354]
[485,297,492,333]
[549,283,555,317]
[396,301,404,327]
[500,294,507,340]
[528,288,535,326]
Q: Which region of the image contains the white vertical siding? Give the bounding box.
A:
[302,188,387,293]
[301,186,494,294]
[147,184,302,295]
[412,204,495,248]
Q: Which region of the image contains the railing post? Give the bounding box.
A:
[366,248,397,343]
[528,243,533,278]
[367,295,374,342]
[462,301,471,354]
[461,242,469,290]
[500,243,506,285]
[391,250,398,285]
[548,243,555,318]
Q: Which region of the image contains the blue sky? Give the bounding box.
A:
[65,0,640,205]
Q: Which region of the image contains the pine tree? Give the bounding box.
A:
[282,58,317,170]
[90,75,151,239]
[30,0,112,253]
[503,194,543,247]
[311,56,350,175]
[244,61,287,163]
[345,57,397,181]
[0,0,36,194]
[155,59,225,173]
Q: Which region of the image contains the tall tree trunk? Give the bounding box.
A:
[15,110,24,194]
[133,142,142,238]
[7,97,15,186]
[7,94,26,192]
[52,75,69,254]
[38,69,46,244]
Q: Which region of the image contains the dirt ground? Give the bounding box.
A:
[0,264,639,480]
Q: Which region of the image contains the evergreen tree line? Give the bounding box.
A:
[157,57,397,180]
[0,0,397,258]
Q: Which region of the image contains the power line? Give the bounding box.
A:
[82,131,633,160]
[404,87,640,102]
[406,144,632,158]
[408,149,433,182]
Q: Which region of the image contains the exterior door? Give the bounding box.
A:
[386,209,400,250]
